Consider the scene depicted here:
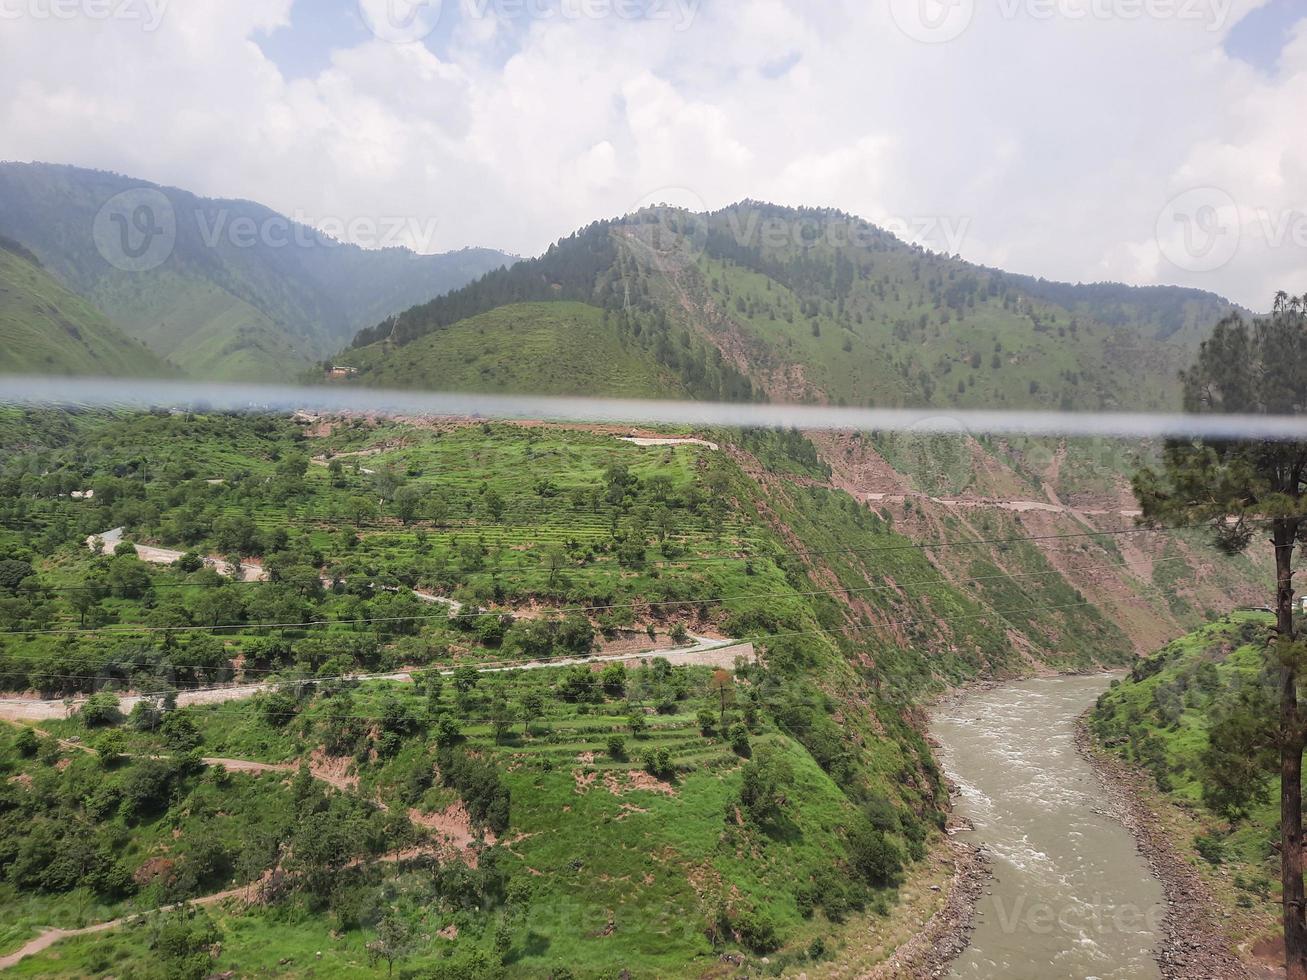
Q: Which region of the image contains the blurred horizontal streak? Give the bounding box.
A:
[1,375,1305,441]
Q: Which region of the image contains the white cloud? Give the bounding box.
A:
[0,0,1303,307]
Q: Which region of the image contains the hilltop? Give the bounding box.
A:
[343,202,1235,412]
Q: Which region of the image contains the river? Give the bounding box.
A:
[933,675,1165,980]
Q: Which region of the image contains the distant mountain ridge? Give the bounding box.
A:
[0,162,514,380]
[343,201,1239,412]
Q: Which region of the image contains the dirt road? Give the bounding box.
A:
[620,436,720,451]
[0,638,755,722]
[87,528,268,582]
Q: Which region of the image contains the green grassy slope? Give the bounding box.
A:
[0,242,173,378]
[342,302,689,397]
[1089,613,1283,953]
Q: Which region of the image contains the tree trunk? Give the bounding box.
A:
[1275,522,1307,980]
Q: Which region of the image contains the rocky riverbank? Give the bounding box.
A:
[1074,716,1269,980]
[864,830,991,979]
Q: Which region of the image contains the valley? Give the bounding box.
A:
[0,178,1295,980]
[0,397,1278,977]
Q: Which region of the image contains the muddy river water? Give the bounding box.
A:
[932,675,1165,980]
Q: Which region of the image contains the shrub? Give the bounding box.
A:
[643,748,673,780]
[606,735,626,761]
[697,708,716,736]
[1195,833,1225,866]
[733,904,780,953]
[81,692,122,728]
[728,722,751,756]
[847,823,904,887]
[161,712,202,752]
[14,726,38,757]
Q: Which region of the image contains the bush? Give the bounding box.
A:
[606,735,626,761]
[728,722,751,756]
[439,747,510,834]
[847,823,904,887]
[148,904,221,980]
[161,712,202,752]
[258,690,298,727]
[733,904,780,953]
[1195,833,1225,866]
[81,692,122,728]
[643,748,673,780]
[14,726,38,757]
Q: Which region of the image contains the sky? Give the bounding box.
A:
[0,0,1304,309]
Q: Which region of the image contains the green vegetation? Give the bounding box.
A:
[0,241,174,378]
[0,162,510,380]
[1089,614,1283,943]
[1131,290,1307,976]
[0,405,1168,975]
[349,203,1231,414]
[341,302,692,398]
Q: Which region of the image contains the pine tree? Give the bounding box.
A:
[1134,291,1307,979]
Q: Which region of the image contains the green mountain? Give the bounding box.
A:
[346,202,1235,411]
[0,237,173,377]
[0,162,513,381]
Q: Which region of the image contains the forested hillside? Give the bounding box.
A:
[0,163,512,380]
[345,203,1236,412]
[0,409,1215,976]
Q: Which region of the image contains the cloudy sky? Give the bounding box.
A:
[0,0,1303,308]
